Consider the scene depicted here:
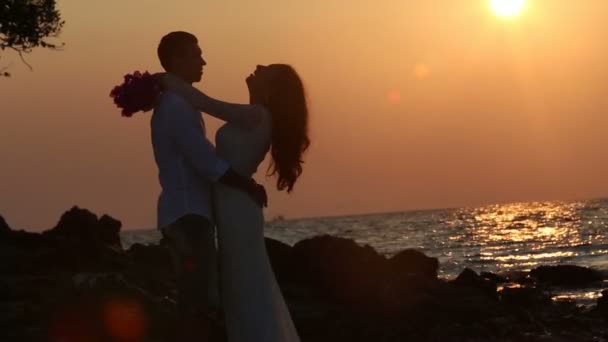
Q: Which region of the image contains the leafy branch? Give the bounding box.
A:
[0,0,65,77]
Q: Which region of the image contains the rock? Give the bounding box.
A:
[0,208,127,275]
[481,271,508,285]
[125,243,174,288]
[122,244,177,297]
[54,271,225,342]
[451,268,497,299]
[127,243,172,272]
[0,215,47,248]
[500,286,552,308]
[45,206,122,248]
[265,238,294,284]
[33,240,127,274]
[453,268,481,285]
[0,276,57,301]
[598,290,608,316]
[392,278,505,326]
[502,270,535,286]
[0,228,47,249]
[98,214,122,247]
[45,274,180,342]
[292,235,388,309]
[434,290,504,325]
[378,284,440,319]
[0,215,10,233]
[2,225,608,341]
[530,265,603,287]
[48,206,98,235]
[374,250,442,315]
[388,249,439,280]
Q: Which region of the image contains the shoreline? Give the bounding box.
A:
[120,226,608,307]
[2,206,607,341]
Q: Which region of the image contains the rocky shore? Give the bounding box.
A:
[1,207,607,341]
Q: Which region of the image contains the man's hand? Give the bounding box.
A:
[219,168,268,208]
[249,183,268,208]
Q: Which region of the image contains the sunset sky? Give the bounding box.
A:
[1,0,608,231]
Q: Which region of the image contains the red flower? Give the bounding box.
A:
[110,71,161,117]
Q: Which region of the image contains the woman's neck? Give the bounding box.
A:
[249,93,265,105]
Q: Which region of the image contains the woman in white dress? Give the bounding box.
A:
[162,64,309,342]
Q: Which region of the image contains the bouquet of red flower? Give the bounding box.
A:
[110,71,162,117]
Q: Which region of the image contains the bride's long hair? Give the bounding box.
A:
[265,64,310,192]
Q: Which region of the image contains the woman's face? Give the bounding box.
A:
[246,64,280,103]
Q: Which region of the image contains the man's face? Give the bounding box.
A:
[175,42,206,83]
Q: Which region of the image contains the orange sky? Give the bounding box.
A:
[1,0,608,230]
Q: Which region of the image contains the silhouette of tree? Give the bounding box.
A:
[1,0,64,77]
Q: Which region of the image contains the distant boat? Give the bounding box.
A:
[269,215,286,222]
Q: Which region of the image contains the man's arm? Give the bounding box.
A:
[166,96,267,206]
[218,169,267,207]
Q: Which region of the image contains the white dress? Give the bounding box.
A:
[162,74,300,341]
[214,111,301,342]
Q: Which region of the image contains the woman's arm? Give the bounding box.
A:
[160,73,263,128]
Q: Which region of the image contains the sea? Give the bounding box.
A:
[121,199,608,305]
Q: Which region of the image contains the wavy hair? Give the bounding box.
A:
[265,64,310,192]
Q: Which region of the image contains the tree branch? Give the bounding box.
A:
[9,46,33,71]
[0,0,64,76]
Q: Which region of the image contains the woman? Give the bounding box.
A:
[161,64,309,342]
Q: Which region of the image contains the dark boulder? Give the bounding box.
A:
[23,207,126,273]
[501,270,535,286]
[127,243,171,267]
[598,290,608,316]
[48,206,98,236]
[0,215,10,233]
[401,279,504,325]
[530,265,603,287]
[0,216,50,272]
[45,206,122,248]
[500,286,552,308]
[388,249,439,280]
[411,269,502,323]
[376,249,441,315]
[124,243,176,295]
[291,235,388,309]
[33,240,127,274]
[437,290,504,324]
[47,273,183,342]
[451,268,497,299]
[480,271,508,286]
[126,243,173,276]
[98,214,122,247]
[265,238,294,284]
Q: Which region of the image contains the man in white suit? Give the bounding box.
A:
[151,31,266,339]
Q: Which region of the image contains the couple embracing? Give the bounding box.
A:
[150,31,308,341]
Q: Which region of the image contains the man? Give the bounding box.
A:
[151,31,265,338]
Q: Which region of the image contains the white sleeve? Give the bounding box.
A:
[165,97,229,181]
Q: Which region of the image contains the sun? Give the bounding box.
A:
[490,0,526,17]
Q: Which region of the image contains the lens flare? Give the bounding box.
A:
[490,0,526,17]
[387,90,401,104]
[413,64,430,80]
[103,297,148,341]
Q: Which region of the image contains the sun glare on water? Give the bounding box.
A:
[490,0,526,17]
